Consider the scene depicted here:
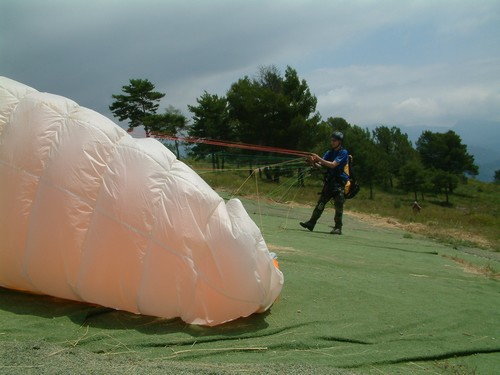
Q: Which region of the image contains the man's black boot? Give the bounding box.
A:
[300,221,315,231]
[300,208,322,232]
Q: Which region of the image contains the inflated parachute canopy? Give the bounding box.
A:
[0,77,283,326]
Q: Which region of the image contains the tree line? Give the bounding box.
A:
[109,65,480,203]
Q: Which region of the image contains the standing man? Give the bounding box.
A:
[300,131,349,235]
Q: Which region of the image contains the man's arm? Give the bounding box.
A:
[311,153,339,169]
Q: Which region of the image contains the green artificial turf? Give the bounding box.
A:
[0,197,498,374]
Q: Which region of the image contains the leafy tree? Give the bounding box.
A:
[399,159,427,201]
[371,126,393,189]
[495,170,500,184]
[416,130,478,178]
[226,65,321,152]
[282,67,321,150]
[188,92,233,169]
[372,126,415,189]
[430,169,458,205]
[225,76,260,144]
[416,130,478,200]
[143,106,188,158]
[109,79,165,137]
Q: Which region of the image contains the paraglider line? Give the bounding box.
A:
[150,133,312,158]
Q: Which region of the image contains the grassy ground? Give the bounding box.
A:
[1,160,499,374]
[1,195,499,374]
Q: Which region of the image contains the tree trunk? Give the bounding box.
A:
[175,140,180,159]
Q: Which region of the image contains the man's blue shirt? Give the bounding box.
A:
[323,147,349,182]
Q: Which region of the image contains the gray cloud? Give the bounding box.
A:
[309,58,500,126]
[1,0,499,128]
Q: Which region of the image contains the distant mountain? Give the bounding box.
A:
[365,121,500,182]
[452,120,499,150]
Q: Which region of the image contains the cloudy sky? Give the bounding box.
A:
[1,0,499,129]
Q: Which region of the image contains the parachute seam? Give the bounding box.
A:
[20,99,76,294]
[75,122,129,299]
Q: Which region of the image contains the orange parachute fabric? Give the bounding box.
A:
[0,77,283,326]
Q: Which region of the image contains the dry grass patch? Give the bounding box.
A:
[347,211,494,250]
[442,255,500,279]
[267,244,301,254]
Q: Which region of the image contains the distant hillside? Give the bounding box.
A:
[365,121,500,182]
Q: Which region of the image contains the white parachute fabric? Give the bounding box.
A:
[0,77,283,326]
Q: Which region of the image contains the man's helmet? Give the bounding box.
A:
[331,131,344,141]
